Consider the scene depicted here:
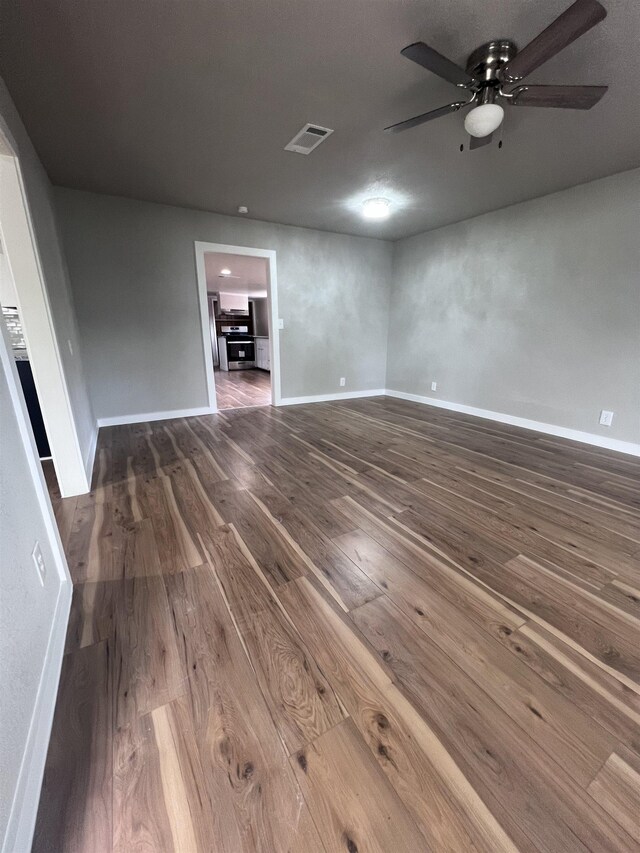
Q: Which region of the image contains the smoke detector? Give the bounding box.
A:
[284,123,334,155]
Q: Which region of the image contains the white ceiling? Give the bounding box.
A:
[205,253,268,297]
[1,0,638,239]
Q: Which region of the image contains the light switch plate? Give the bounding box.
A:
[277,318,284,329]
[32,542,46,585]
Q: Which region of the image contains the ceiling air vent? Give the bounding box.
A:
[284,123,334,155]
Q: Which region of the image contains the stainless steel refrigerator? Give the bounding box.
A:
[208,296,219,367]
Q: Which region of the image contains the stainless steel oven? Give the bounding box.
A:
[218,326,256,370]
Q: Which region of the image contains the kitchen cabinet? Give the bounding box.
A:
[218,291,249,315]
[255,337,270,371]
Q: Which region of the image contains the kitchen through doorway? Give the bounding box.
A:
[196,244,279,411]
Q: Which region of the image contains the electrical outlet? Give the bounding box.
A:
[339,377,346,387]
[431,381,437,392]
[599,410,614,427]
[277,318,284,330]
[32,542,46,585]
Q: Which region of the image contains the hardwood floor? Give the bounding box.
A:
[214,367,271,409]
[35,396,640,852]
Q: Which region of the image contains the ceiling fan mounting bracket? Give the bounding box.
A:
[465,40,518,89]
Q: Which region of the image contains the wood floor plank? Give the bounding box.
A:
[343,536,620,788]
[587,752,640,840]
[111,516,162,579]
[333,526,524,635]
[112,575,185,729]
[65,500,113,583]
[498,622,640,752]
[253,495,382,610]
[600,579,640,619]
[65,578,119,652]
[113,696,220,852]
[170,563,326,851]
[210,487,308,586]
[352,594,638,853]
[279,576,517,853]
[245,605,346,753]
[167,560,346,753]
[38,398,640,852]
[33,641,112,853]
[214,367,271,410]
[499,555,640,682]
[291,717,428,853]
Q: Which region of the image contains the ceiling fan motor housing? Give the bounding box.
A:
[466,40,518,94]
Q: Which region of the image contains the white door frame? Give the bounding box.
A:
[194,241,282,408]
[0,286,72,853]
[0,126,91,496]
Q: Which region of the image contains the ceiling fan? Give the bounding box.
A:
[385,0,608,148]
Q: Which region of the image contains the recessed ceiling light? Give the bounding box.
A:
[362,197,391,220]
[220,268,231,276]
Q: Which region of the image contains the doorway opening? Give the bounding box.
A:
[1,246,51,459]
[194,242,281,411]
[0,128,90,496]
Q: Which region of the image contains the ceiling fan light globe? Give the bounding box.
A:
[464,103,504,138]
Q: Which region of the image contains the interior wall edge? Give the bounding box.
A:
[392,164,640,245]
[2,582,71,853]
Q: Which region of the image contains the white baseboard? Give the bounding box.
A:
[279,389,386,406]
[2,581,72,853]
[93,392,638,457]
[97,405,217,428]
[384,389,640,457]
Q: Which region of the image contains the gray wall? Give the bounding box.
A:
[51,170,639,443]
[0,78,95,468]
[54,188,392,418]
[0,329,70,850]
[387,169,640,444]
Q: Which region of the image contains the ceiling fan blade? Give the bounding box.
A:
[469,133,493,149]
[500,0,607,83]
[384,101,467,133]
[509,84,607,108]
[401,42,475,87]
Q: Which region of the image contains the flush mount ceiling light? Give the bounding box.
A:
[464,102,504,138]
[362,197,391,220]
[238,205,248,214]
[384,0,609,150]
[220,268,231,276]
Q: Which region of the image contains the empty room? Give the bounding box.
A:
[1,0,639,851]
